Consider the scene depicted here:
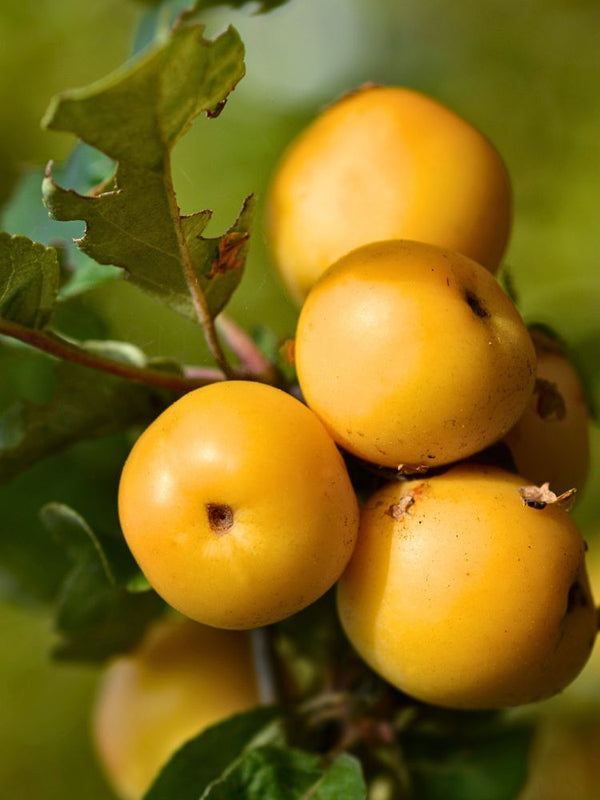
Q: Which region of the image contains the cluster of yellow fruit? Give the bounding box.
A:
[107,84,597,797]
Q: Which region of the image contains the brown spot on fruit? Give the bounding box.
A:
[465,290,489,319]
[206,503,234,534]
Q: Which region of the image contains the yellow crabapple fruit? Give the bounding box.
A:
[295,239,536,470]
[118,380,359,629]
[336,463,597,710]
[504,328,591,496]
[92,617,259,800]
[267,84,511,301]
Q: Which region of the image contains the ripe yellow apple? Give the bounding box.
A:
[504,328,591,497]
[267,84,512,302]
[118,380,359,629]
[336,463,597,710]
[295,240,536,470]
[92,617,260,800]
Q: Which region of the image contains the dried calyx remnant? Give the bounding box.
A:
[518,483,577,510]
[387,495,415,521]
[206,503,234,533]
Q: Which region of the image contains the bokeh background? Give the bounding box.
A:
[1,0,599,797]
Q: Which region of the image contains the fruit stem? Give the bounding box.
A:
[251,627,280,705]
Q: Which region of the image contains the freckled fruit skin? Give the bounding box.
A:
[504,329,591,496]
[336,464,597,710]
[295,239,536,469]
[267,84,511,302]
[93,617,259,800]
[118,380,359,629]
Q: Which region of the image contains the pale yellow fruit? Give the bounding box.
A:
[295,240,536,470]
[93,617,259,800]
[504,328,591,496]
[337,464,597,710]
[267,84,511,302]
[118,380,359,629]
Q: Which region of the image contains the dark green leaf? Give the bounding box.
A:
[40,503,163,661]
[0,342,173,484]
[404,716,533,800]
[42,22,250,322]
[202,745,322,800]
[0,233,60,328]
[143,706,282,800]
[308,753,367,799]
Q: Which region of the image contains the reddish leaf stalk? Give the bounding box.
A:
[217,314,278,384]
[0,318,224,392]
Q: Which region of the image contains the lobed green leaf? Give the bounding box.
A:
[42,22,251,323]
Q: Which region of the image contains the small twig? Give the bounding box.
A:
[217,314,278,383]
[0,318,224,392]
[251,628,280,705]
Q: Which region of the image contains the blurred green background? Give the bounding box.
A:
[1,0,599,797]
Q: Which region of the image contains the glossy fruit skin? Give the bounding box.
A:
[118,380,359,629]
[337,463,597,710]
[267,84,512,302]
[504,329,591,496]
[93,617,259,800]
[295,239,536,470]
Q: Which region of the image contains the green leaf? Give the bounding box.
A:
[1,147,119,299]
[404,716,533,800]
[191,0,290,12]
[0,342,173,484]
[308,753,367,799]
[202,745,323,800]
[42,22,251,322]
[0,233,60,329]
[40,503,163,661]
[143,706,282,800]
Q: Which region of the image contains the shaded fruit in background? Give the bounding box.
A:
[504,328,591,497]
[518,711,600,800]
[267,84,512,302]
[92,617,259,800]
[295,240,536,470]
[337,463,597,709]
[118,380,359,629]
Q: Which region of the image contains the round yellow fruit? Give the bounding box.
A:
[92,617,259,800]
[337,463,597,710]
[295,239,536,470]
[504,328,591,496]
[267,84,512,302]
[118,380,359,629]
